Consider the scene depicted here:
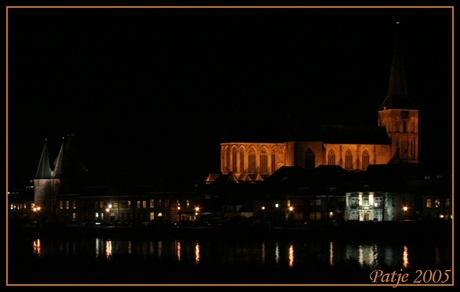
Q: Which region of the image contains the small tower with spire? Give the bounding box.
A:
[33,134,86,207]
[378,21,419,164]
[33,138,53,205]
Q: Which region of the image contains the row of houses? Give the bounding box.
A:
[8,162,452,228]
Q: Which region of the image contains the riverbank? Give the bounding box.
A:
[8,220,452,244]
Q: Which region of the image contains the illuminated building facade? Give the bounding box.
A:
[215,24,419,182]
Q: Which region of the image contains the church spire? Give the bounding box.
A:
[379,21,417,110]
[52,136,66,179]
[34,139,52,179]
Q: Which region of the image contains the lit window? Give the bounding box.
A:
[327,150,336,165]
[248,148,256,173]
[232,147,238,172]
[260,148,268,174]
[345,150,353,169]
[362,150,370,170]
[426,199,432,208]
[240,147,245,173]
[435,199,440,208]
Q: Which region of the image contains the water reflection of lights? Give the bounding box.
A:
[33,239,41,257]
[105,240,112,260]
[96,238,101,258]
[351,244,376,268]
[289,244,294,267]
[275,242,280,264]
[95,238,112,259]
[195,241,200,264]
[176,240,181,261]
[372,244,380,269]
[403,245,409,268]
[358,244,364,268]
[158,240,162,257]
[27,238,441,272]
[128,241,132,255]
[261,242,265,264]
[435,247,441,265]
[329,242,333,267]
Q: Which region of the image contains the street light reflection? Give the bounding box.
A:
[33,239,41,257]
[289,244,294,267]
[195,241,200,264]
[403,245,409,268]
[176,240,181,261]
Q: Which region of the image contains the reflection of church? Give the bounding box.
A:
[213,24,419,184]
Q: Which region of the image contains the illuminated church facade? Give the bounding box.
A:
[215,27,419,183]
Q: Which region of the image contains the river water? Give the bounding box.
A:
[7,229,452,286]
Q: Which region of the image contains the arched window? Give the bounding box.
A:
[222,146,228,172]
[231,147,238,172]
[239,147,245,173]
[248,147,256,173]
[327,150,336,165]
[271,148,276,173]
[225,147,231,173]
[305,148,315,170]
[345,150,353,169]
[260,147,268,174]
[362,150,370,170]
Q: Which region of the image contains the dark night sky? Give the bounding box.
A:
[7,6,453,188]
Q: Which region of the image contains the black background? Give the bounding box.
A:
[7,6,453,188]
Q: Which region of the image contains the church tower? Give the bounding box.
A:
[378,22,419,164]
[33,139,53,205]
[33,134,86,207]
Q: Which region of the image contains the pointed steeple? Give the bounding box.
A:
[379,22,417,110]
[52,136,66,179]
[34,139,52,179]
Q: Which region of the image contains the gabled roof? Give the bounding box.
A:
[264,166,308,184]
[238,173,253,183]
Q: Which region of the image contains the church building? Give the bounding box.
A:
[212,23,419,183]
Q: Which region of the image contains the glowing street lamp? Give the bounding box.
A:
[106,204,113,223]
[403,206,408,220]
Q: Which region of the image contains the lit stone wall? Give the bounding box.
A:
[323,143,391,171]
[378,109,419,163]
[220,142,289,175]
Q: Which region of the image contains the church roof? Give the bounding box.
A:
[221,124,391,145]
[297,124,391,145]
